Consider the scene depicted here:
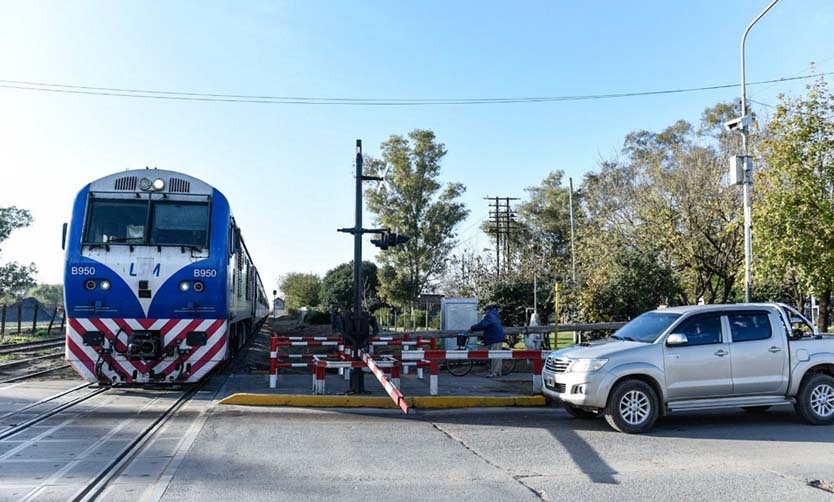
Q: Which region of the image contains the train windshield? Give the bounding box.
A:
[83,198,209,247]
[84,199,149,244]
[150,201,209,246]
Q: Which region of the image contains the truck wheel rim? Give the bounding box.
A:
[619,390,650,425]
[811,384,834,418]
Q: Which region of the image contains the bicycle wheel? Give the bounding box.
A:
[446,359,473,376]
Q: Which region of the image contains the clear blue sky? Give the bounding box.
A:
[1,1,832,295]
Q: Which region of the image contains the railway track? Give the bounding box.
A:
[0,382,205,501]
[0,337,64,355]
[0,337,70,384]
[0,383,106,441]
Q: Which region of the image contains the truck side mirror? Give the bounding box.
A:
[666,333,688,346]
[61,223,68,250]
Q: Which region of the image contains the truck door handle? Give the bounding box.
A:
[714,350,728,357]
[768,346,782,353]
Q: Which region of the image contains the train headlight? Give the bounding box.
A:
[100,280,111,291]
[85,279,96,291]
[139,177,151,190]
[152,178,165,191]
[179,281,190,292]
[194,281,204,292]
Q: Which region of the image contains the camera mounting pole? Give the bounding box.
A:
[734,0,781,302]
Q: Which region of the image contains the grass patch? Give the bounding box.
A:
[0,330,59,345]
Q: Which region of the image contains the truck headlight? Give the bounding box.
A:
[570,358,608,372]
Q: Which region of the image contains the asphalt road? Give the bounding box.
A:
[159,404,834,502]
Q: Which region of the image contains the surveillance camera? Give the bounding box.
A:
[724,114,752,132]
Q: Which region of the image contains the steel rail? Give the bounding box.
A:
[0,352,65,369]
[0,364,71,384]
[73,384,203,502]
[0,382,90,421]
[0,386,109,441]
[0,338,64,355]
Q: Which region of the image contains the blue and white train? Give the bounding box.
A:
[62,168,269,385]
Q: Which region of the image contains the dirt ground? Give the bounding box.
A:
[232,315,336,375]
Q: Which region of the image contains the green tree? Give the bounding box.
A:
[477,276,536,327]
[365,129,469,308]
[0,206,37,302]
[278,272,321,311]
[26,283,64,307]
[577,104,744,312]
[0,207,32,242]
[578,248,680,322]
[755,77,834,330]
[319,261,378,312]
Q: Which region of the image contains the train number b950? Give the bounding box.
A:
[193,268,217,278]
[71,266,96,275]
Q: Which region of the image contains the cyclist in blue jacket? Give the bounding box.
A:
[468,305,505,377]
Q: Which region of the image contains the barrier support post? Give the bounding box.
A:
[532,358,544,393]
[269,335,278,388]
[429,360,439,396]
[392,362,401,388]
[314,362,326,394]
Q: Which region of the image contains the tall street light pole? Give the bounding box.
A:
[735,0,781,303]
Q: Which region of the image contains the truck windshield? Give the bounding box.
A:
[610,311,681,343]
[83,198,209,247]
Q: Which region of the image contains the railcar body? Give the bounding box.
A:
[63,169,269,385]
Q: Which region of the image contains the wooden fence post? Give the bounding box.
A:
[47,303,58,335]
[60,308,66,333]
[17,301,22,336]
[32,302,39,335]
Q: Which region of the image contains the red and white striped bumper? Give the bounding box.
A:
[65,317,228,384]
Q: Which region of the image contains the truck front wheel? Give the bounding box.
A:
[604,379,659,434]
[796,373,834,425]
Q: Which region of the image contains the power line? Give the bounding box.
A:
[0,72,832,106]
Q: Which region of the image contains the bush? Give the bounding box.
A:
[303,309,331,325]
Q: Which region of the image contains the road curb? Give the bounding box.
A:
[411,395,546,408]
[219,393,547,409]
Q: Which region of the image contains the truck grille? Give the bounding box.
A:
[545,381,566,393]
[544,357,570,373]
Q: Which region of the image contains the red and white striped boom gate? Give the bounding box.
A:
[268,333,547,407]
[399,349,548,396]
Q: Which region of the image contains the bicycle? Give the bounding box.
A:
[445,332,517,377]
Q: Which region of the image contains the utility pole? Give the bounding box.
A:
[485,196,518,277]
[568,177,577,283]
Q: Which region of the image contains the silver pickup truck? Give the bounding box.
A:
[541,303,834,433]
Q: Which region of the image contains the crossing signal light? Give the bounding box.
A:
[370,231,410,250]
[389,233,409,246]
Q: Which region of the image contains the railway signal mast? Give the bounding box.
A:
[338,140,409,393]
